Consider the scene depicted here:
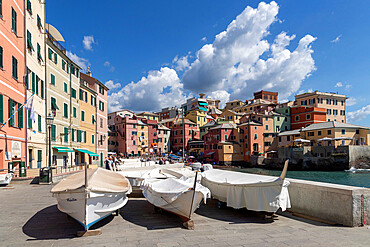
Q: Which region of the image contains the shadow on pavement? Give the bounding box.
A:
[196,199,276,224]
[22,204,114,240]
[120,199,184,230]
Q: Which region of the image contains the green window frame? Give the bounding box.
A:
[79,89,83,100]
[31,72,35,93]
[50,73,55,85]
[12,56,17,80]
[35,75,39,95]
[64,82,67,93]
[73,107,76,118]
[77,130,81,142]
[8,98,14,127]
[40,80,44,99]
[71,88,76,98]
[51,124,56,141]
[0,94,3,124]
[17,103,23,128]
[26,30,34,51]
[37,14,42,30]
[83,131,86,143]
[28,112,32,129]
[51,97,58,110]
[84,92,87,102]
[54,53,57,64]
[92,134,95,144]
[72,129,75,142]
[64,127,68,143]
[38,114,41,132]
[25,68,29,89]
[81,111,85,121]
[11,8,17,35]
[0,46,3,69]
[62,60,65,70]
[37,43,43,62]
[26,0,32,15]
[48,48,52,59]
[63,103,68,118]
[0,0,2,19]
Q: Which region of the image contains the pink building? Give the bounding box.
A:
[141,118,158,153]
[114,115,139,156]
[203,123,236,163]
[170,119,199,153]
[0,0,26,176]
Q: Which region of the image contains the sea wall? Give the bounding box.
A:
[287,178,370,227]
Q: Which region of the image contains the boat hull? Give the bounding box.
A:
[0,173,13,186]
[54,191,128,230]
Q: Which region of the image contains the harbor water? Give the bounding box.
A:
[230,168,370,188]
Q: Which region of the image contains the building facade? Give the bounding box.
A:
[290,106,326,130]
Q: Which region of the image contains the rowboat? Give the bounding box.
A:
[201,160,291,213]
[51,168,132,231]
[141,172,211,228]
[0,168,15,186]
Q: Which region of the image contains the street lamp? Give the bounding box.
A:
[46,113,54,167]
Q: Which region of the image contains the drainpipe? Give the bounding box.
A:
[24,0,27,171]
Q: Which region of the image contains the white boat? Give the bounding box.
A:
[51,168,132,230]
[141,173,211,223]
[0,168,15,186]
[201,160,291,213]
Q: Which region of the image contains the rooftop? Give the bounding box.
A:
[295,91,347,99]
[209,123,237,130]
[301,121,370,131]
[278,129,301,136]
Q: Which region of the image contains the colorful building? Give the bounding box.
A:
[137,111,159,121]
[290,106,326,130]
[157,124,171,154]
[0,0,26,176]
[254,90,278,104]
[225,99,244,110]
[219,109,243,123]
[137,119,148,155]
[294,91,347,123]
[159,106,178,121]
[113,115,138,156]
[238,121,264,162]
[185,109,208,127]
[170,119,199,153]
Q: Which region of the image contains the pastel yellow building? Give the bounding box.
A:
[137,120,149,155]
[185,109,208,127]
[219,109,243,123]
[137,112,159,121]
[76,79,98,166]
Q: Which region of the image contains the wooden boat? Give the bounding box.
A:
[141,172,210,227]
[0,168,15,186]
[51,168,132,231]
[201,160,291,213]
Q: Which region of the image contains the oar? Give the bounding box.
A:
[188,171,199,220]
[279,159,289,180]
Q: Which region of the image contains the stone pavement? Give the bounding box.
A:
[0,183,369,247]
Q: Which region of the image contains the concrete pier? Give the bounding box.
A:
[1,182,369,247]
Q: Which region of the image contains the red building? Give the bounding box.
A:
[254,90,278,104]
[204,123,236,163]
[0,0,26,175]
[238,121,264,162]
[113,115,139,156]
[291,106,326,130]
[170,119,199,153]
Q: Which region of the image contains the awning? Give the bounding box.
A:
[53,146,73,152]
[199,107,208,112]
[199,102,208,106]
[75,148,99,157]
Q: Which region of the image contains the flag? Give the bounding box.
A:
[24,95,35,122]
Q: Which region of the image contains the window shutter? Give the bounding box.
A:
[28,111,32,129]
[0,46,3,69]
[51,125,56,141]
[36,75,39,95]
[12,8,17,34]
[64,82,67,93]
[54,53,57,64]
[40,80,44,99]
[63,103,68,118]
[25,68,29,89]
[92,134,95,144]
[48,48,52,59]
[73,107,76,118]
[38,114,41,132]
[18,103,23,128]
[64,127,68,142]
[8,98,14,126]
[84,131,87,143]
[31,72,35,93]
[77,130,81,142]
[51,74,55,85]
[72,129,75,142]
[0,94,3,123]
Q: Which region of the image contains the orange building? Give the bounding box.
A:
[238,121,264,162]
[0,0,26,176]
[291,106,326,130]
[254,90,278,104]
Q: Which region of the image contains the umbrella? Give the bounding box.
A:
[318,137,333,142]
[292,138,310,143]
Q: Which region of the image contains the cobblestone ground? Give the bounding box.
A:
[0,183,369,247]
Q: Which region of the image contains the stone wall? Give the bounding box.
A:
[287,178,370,227]
[348,146,370,169]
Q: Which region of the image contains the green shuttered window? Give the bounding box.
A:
[12,8,17,34]
[50,73,55,85]
[12,56,17,80]
[81,111,85,121]
[72,129,75,142]
[77,130,81,142]
[38,114,41,132]
[18,103,23,128]
[26,0,32,15]
[64,127,68,143]
[37,43,43,62]
[54,53,57,64]
[31,72,35,93]
[36,76,39,95]
[48,48,52,59]
[28,111,32,129]
[73,107,76,118]
[64,82,67,93]
[71,88,76,98]
[0,46,3,69]
[51,124,56,141]
[37,15,42,30]
[27,30,34,51]
[40,80,44,99]
[63,103,68,118]
[92,134,95,144]
[8,98,14,126]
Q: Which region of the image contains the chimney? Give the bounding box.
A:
[86,67,92,77]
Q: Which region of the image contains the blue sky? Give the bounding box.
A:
[47,0,370,126]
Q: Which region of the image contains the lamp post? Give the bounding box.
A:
[46,114,54,167]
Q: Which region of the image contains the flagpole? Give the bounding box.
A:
[0,93,35,129]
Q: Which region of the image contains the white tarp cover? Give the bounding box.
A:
[201,169,290,212]
[141,177,211,207]
[51,168,132,194]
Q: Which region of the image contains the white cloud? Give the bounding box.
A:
[182,1,316,101]
[330,34,342,43]
[172,55,189,71]
[105,80,121,90]
[66,51,89,71]
[201,37,207,42]
[83,35,95,50]
[104,61,115,72]
[207,90,230,108]
[346,97,357,106]
[335,82,343,87]
[345,84,352,90]
[107,67,186,112]
[347,104,370,123]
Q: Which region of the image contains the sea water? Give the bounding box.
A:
[232,168,370,188]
